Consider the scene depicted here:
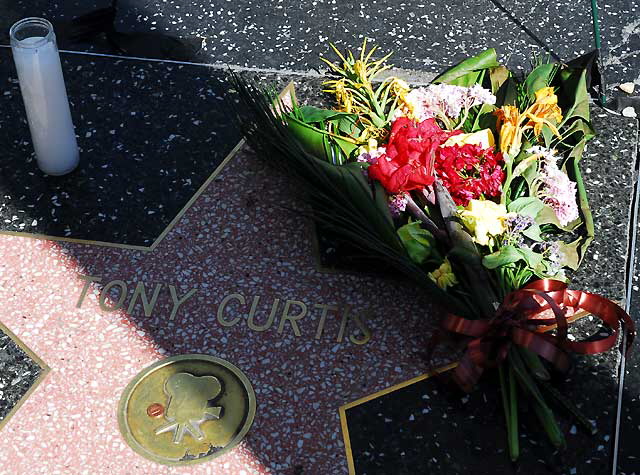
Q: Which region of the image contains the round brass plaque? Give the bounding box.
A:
[118,354,256,465]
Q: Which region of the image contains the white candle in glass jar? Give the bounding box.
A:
[10,18,79,176]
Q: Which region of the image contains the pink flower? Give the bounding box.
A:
[527,146,580,226]
[356,146,386,164]
[539,167,579,226]
[388,193,409,216]
[397,84,496,122]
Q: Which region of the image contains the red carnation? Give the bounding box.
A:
[368,118,456,194]
[435,143,505,206]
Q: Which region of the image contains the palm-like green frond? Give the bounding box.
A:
[229,72,467,315]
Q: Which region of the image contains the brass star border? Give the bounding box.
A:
[338,362,458,474]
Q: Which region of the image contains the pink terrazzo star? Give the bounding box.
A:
[0,147,449,475]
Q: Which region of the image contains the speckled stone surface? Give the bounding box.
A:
[0,48,239,247]
[346,350,619,475]
[0,0,638,91]
[570,112,638,299]
[0,328,42,424]
[618,117,639,475]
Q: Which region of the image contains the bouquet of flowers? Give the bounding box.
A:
[231,41,634,460]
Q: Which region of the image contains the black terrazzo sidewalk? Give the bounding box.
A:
[0,0,637,90]
[0,328,43,427]
[0,48,241,247]
[345,351,618,475]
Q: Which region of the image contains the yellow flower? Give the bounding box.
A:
[525,87,563,136]
[357,138,380,155]
[429,259,458,290]
[494,87,564,157]
[459,199,511,246]
[495,105,522,157]
[442,128,496,149]
[391,78,411,98]
[325,78,354,113]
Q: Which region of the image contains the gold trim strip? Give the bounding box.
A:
[148,138,246,251]
[338,362,458,474]
[0,139,245,252]
[0,321,51,432]
[0,230,151,251]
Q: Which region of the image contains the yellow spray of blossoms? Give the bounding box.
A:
[321,40,411,141]
[429,259,458,290]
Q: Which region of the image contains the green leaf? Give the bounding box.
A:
[397,221,438,265]
[286,116,359,164]
[536,203,580,231]
[483,245,543,270]
[523,63,557,101]
[335,115,362,136]
[489,66,510,94]
[371,180,395,229]
[557,238,581,270]
[434,180,498,317]
[433,49,500,85]
[496,76,519,106]
[523,223,543,241]
[512,154,538,178]
[555,118,596,148]
[470,103,497,132]
[297,105,355,123]
[557,68,591,126]
[508,197,545,218]
[566,140,594,263]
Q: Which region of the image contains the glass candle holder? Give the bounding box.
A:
[10,17,79,176]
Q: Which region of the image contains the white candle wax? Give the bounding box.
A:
[13,36,79,175]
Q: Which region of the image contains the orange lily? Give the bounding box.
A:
[495,87,563,157]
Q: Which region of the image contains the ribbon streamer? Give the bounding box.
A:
[442,279,635,392]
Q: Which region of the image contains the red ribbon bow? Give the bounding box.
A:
[442,279,636,392]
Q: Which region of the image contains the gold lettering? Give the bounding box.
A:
[314,303,338,340]
[127,282,163,317]
[99,280,128,312]
[169,285,197,321]
[247,296,279,332]
[349,310,372,345]
[217,293,245,327]
[277,300,307,336]
[336,306,350,342]
[76,275,102,308]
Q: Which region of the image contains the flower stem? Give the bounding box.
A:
[456,106,470,130]
[405,193,445,240]
[540,381,597,435]
[499,364,519,462]
[519,347,550,381]
[508,363,520,461]
[501,158,514,205]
